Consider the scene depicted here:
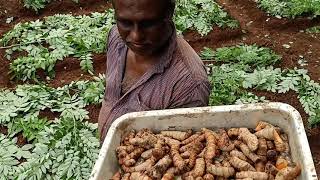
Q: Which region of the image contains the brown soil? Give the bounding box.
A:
[86,104,101,124]
[48,54,106,88]
[16,133,27,147]
[39,109,61,121]
[0,125,8,135]
[0,126,26,147]
[0,0,319,176]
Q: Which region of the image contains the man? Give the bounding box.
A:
[98,0,210,141]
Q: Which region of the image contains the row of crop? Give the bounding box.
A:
[307,26,320,34]
[1,10,115,81]
[3,0,319,83]
[22,0,320,20]
[202,45,320,127]
[0,75,105,179]
[1,1,238,82]
[256,0,320,18]
[22,0,79,12]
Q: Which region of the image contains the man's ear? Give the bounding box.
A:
[169,11,175,19]
[169,0,176,18]
[165,7,175,20]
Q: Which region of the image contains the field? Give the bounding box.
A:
[0,0,319,179]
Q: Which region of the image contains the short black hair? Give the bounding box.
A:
[167,0,176,17]
[112,0,176,17]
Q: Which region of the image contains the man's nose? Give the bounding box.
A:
[129,24,143,42]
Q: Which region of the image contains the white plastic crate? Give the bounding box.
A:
[90,102,318,180]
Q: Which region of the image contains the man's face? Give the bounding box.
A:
[113,0,173,56]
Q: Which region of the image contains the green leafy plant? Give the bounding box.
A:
[306,26,320,33]
[175,0,239,35]
[256,0,320,18]
[0,10,115,81]
[68,74,106,105]
[235,92,268,105]
[0,134,33,179]
[242,67,282,92]
[15,118,99,179]
[78,53,94,75]
[0,91,31,124]
[297,74,320,127]
[23,0,50,12]
[8,115,51,141]
[204,45,320,127]
[23,0,79,12]
[204,44,281,68]
[0,75,105,126]
[209,64,247,105]
[0,76,105,179]
[200,47,215,60]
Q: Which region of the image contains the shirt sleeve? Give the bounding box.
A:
[104,26,119,101]
[106,25,118,52]
[168,81,210,109]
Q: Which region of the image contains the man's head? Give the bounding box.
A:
[112,0,176,56]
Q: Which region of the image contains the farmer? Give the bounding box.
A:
[98,0,210,141]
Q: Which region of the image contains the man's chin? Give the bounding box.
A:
[129,45,154,56]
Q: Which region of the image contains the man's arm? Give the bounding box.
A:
[99,26,118,138]
[168,82,210,108]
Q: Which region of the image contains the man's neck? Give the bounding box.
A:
[128,49,158,65]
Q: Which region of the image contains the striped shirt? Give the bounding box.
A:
[98,26,210,141]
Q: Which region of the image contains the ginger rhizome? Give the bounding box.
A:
[112,122,301,179]
[239,128,259,152]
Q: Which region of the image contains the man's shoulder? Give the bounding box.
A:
[107,25,123,48]
[166,36,210,107]
[106,26,125,70]
[173,36,208,82]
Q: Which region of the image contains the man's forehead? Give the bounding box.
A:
[114,0,167,8]
[114,0,167,19]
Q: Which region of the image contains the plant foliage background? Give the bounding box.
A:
[0,75,105,179]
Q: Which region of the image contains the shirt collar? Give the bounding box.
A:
[153,29,177,74]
